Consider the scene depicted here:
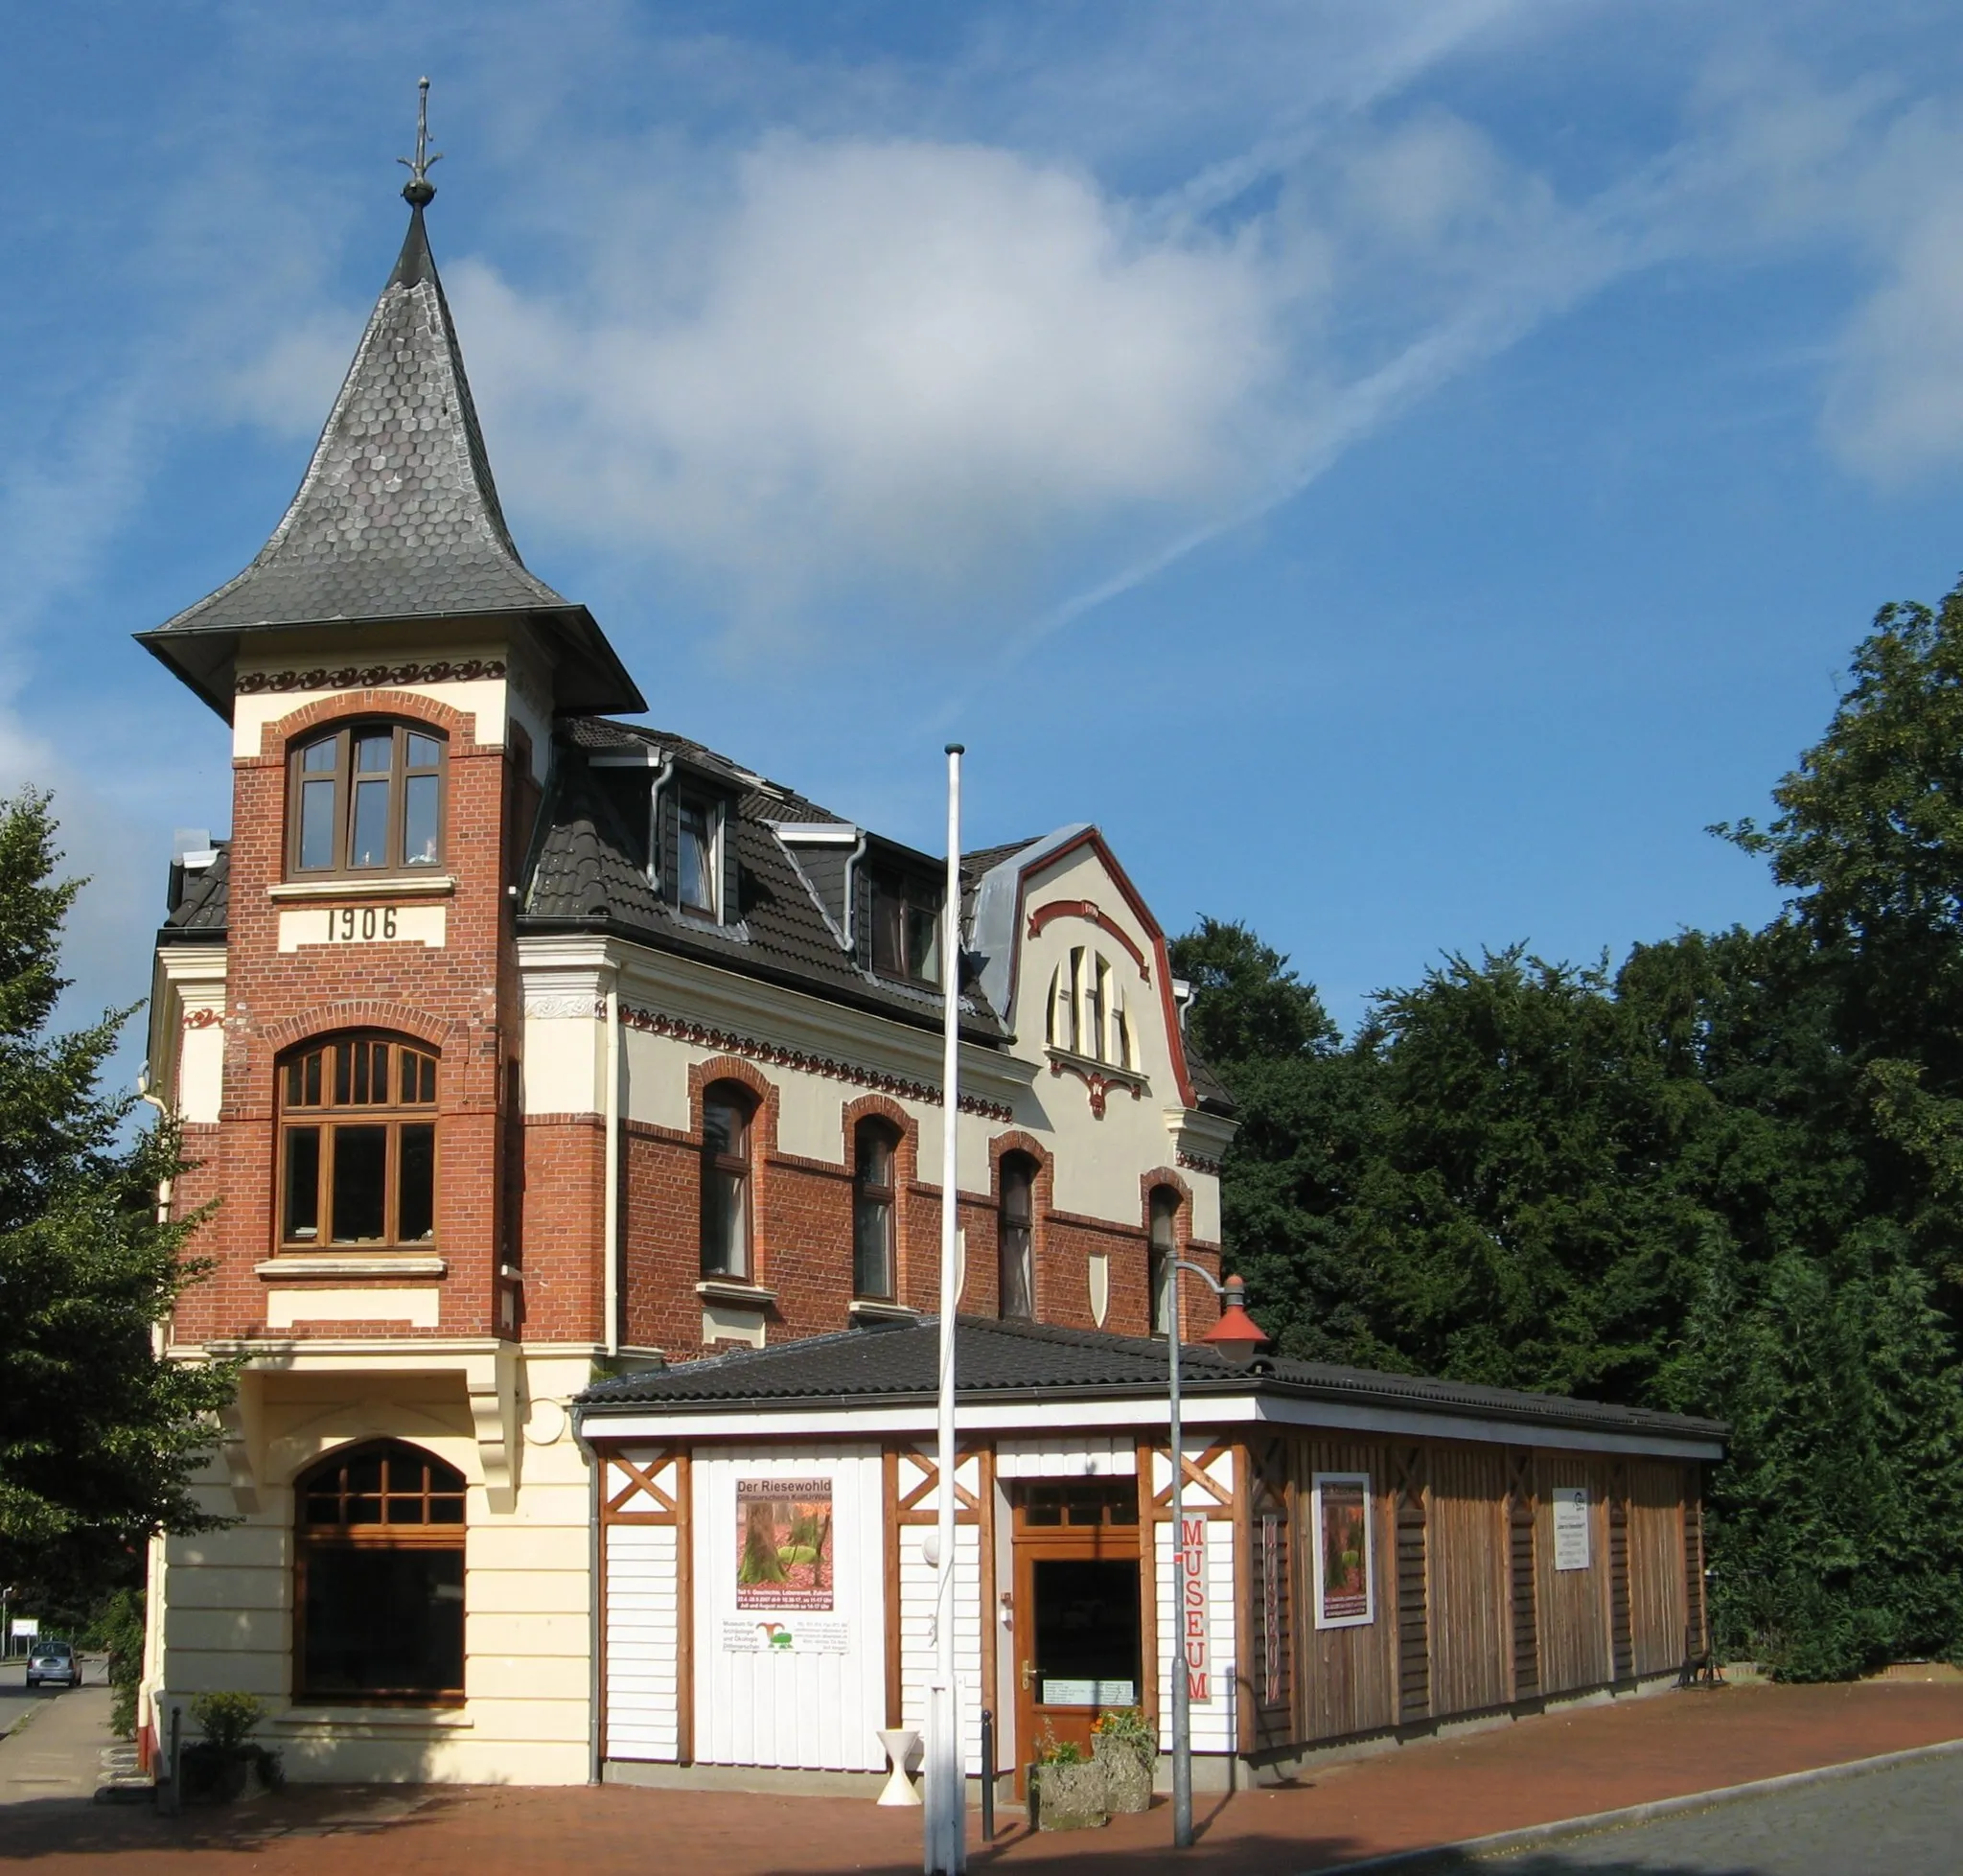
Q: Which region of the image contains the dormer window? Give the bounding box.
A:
[869,872,940,984]
[289,723,446,877]
[677,796,720,917]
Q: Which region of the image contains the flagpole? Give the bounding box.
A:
[926,742,966,1875]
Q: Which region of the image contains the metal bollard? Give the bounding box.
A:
[979,1707,994,1841]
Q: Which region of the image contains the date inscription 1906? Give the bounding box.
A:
[327,906,399,942]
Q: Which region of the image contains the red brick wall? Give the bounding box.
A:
[613,1094,1223,1354]
[170,688,520,1347]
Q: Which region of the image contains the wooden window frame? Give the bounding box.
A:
[852,1118,900,1301]
[287,720,448,880]
[999,1151,1037,1321]
[699,1083,755,1281]
[295,1441,467,1705]
[867,871,942,986]
[276,1033,440,1254]
[675,793,722,920]
[1147,1186,1179,1336]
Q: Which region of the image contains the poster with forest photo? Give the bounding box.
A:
[736,1477,835,1610]
[1313,1472,1373,1628]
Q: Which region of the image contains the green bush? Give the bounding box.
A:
[190,1691,264,1754]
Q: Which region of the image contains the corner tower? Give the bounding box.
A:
[137,92,628,1785]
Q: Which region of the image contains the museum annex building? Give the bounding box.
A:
[136,167,1723,1793]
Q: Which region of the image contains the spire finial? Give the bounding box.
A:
[398,77,442,207]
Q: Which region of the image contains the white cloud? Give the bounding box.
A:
[445,136,1294,642]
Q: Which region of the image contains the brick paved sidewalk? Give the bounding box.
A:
[6,1679,1962,1875]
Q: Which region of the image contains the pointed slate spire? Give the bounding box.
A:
[139,83,644,719]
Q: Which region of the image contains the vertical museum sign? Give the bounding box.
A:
[1179,1514,1211,1702]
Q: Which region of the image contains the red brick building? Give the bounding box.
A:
[135,161,1235,1783]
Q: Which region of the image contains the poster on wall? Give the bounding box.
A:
[1552,1485,1591,1570]
[1312,1472,1374,1629]
[736,1477,835,1610]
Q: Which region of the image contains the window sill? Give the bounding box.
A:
[848,1298,919,1324]
[272,1705,471,1731]
[257,1256,447,1279]
[695,1279,777,1309]
[268,874,455,901]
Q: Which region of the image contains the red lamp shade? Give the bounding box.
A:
[1198,1276,1269,1368]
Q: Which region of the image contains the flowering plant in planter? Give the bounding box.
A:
[1089,1707,1155,1813]
[1031,1726,1108,1831]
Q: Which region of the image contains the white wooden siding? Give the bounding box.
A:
[605,1524,679,1761]
[996,1436,1136,1478]
[1149,1443,1238,1754]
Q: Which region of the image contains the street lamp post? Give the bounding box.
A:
[1164,1262,1267,1850]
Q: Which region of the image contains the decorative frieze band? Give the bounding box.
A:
[620,1003,1016,1122]
[236,659,507,696]
[1177,1148,1223,1177]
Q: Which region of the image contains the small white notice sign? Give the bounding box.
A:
[1041,1679,1135,1707]
[1552,1486,1591,1570]
[9,1618,37,1638]
[720,1617,848,1654]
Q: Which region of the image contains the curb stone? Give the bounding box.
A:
[1312,1733,1963,1872]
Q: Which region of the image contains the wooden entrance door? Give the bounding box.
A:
[1010,1481,1142,1792]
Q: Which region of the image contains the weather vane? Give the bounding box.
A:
[398,77,443,206]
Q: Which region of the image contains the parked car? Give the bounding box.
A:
[25,1640,81,1689]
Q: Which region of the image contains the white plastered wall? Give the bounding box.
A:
[145,1350,597,1785]
[1007,845,1224,1241]
[228,644,553,784]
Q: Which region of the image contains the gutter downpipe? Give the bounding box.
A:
[603,970,621,1358]
[842,826,869,952]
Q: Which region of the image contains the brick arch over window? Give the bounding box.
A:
[263,1002,456,1054]
[842,1095,916,1304]
[256,688,478,762]
[691,1059,776,1286]
[1140,1169,1191,1337]
[988,1132,1052,1322]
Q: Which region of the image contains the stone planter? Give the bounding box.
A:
[1092,1735,1154,1814]
[1031,1758,1109,1831]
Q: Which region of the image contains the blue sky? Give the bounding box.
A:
[8,3,1963,1070]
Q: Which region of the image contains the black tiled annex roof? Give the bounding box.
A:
[521,719,1010,1041]
[575,1316,1727,1448]
[161,844,230,941]
[137,198,643,719]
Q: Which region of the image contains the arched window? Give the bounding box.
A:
[1047,948,1131,1069]
[999,1152,1037,1321]
[295,1441,466,1702]
[853,1119,899,1300]
[1148,1187,1180,1336]
[289,721,447,877]
[279,1034,438,1250]
[701,1083,755,1280]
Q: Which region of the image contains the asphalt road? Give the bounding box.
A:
[0,1653,104,1742]
[1480,1751,1963,1875]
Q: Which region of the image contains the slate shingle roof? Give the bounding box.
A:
[160,844,230,941]
[137,197,644,719]
[155,209,564,636]
[574,1315,1727,1447]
